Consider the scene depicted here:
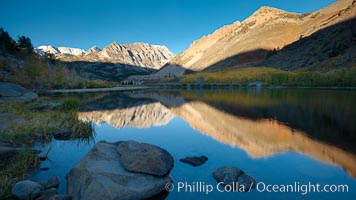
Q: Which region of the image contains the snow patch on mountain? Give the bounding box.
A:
[35,45,85,56]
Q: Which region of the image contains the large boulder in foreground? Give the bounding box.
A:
[0,82,37,102]
[66,141,173,200]
[117,140,174,176]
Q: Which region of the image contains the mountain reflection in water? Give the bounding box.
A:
[79,102,174,128]
[77,89,356,177]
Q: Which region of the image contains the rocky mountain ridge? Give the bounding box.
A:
[35,42,174,70]
[168,0,355,72]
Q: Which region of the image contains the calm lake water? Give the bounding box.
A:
[30,89,356,200]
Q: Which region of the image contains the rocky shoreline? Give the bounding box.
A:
[0,82,38,102]
[40,86,151,95]
[8,140,257,200]
[12,176,70,200]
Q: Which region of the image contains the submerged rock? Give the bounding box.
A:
[38,155,48,161]
[0,82,37,102]
[67,141,173,200]
[41,188,58,200]
[237,174,257,191]
[213,166,256,192]
[40,167,50,171]
[117,140,174,176]
[179,156,208,167]
[213,166,244,186]
[11,180,42,200]
[53,130,72,140]
[42,176,60,189]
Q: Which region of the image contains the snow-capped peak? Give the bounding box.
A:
[57,47,85,56]
[35,45,85,56]
[35,45,59,55]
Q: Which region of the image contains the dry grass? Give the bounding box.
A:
[0,151,39,199]
[0,96,95,198]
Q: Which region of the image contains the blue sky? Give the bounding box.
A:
[0,0,336,54]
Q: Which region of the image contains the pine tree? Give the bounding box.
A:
[0,27,16,53]
[17,36,33,54]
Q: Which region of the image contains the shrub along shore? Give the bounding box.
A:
[0,96,95,198]
[179,67,356,87]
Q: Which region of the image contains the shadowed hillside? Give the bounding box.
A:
[168,0,355,72]
[260,18,356,70]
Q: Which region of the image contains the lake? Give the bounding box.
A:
[30,88,356,200]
